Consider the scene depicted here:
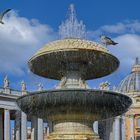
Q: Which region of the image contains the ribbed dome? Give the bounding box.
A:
[118,57,140,93]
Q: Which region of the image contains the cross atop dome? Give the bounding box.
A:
[132,57,140,73]
[59,4,86,39]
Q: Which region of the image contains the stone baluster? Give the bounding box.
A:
[4,109,10,140]
[3,75,10,94]
[21,80,27,140]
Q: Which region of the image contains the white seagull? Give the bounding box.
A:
[0,9,11,24]
[100,35,118,46]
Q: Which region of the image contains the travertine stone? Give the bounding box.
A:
[38,118,44,140]
[47,121,101,140]
[4,109,10,140]
[21,112,27,140]
[0,111,3,140]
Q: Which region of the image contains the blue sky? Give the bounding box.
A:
[0,0,140,91]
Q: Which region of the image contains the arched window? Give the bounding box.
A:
[137,118,140,127]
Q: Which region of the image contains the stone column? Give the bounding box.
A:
[121,115,126,140]
[21,80,27,140]
[14,111,21,140]
[31,117,44,140]
[31,117,38,140]
[0,111,4,140]
[4,109,10,140]
[109,119,115,140]
[114,116,120,140]
[33,83,44,140]
[21,112,27,140]
[130,115,134,139]
[38,118,44,140]
[93,121,98,134]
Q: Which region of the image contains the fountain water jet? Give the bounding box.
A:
[17,4,132,140]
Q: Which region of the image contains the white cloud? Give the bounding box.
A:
[0,11,56,76]
[87,20,140,40]
[101,20,140,34]
[113,34,140,70]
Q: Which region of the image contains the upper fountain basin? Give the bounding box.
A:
[28,39,119,80]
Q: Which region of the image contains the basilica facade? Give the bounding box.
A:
[118,57,140,140]
[99,58,140,140]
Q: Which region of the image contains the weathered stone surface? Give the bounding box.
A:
[28,39,119,80]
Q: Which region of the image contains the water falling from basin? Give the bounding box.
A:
[17,4,132,140]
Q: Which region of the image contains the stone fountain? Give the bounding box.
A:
[17,4,132,140]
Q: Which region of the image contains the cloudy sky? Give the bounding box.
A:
[0,0,140,90]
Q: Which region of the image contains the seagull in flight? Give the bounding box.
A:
[100,35,118,47]
[0,9,11,24]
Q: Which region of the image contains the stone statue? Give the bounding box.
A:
[4,75,9,88]
[21,81,26,91]
[99,81,110,90]
[112,86,116,91]
[38,83,43,91]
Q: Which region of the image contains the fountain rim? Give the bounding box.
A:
[28,39,120,80]
[17,88,130,100]
[28,38,111,62]
[16,89,132,121]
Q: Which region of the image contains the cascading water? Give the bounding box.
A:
[59,4,86,39]
[17,4,132,140]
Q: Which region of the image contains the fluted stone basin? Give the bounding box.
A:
[28,39,119,80]
[17,89,132,122]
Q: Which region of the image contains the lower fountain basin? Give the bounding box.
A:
[16,89,132,121]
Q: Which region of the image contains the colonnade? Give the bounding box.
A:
[0,76,47,140]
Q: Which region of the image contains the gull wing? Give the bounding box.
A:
[0,9,11,20]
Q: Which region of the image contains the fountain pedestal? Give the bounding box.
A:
[48,122,100,140]
[17,37,132,140]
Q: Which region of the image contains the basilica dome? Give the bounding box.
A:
[118,58,140,93]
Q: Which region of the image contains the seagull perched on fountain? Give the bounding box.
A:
[100,35,118,46]
[0,9,11,24]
